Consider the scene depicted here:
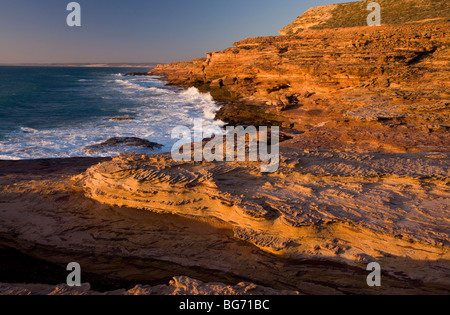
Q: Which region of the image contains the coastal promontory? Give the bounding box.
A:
[1,0,449,295]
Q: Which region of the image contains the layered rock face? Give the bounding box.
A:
[3,158,434,295]
[1,0,449,295]
[150,13,449,153]
[151,21,449,103]
[77,150,450,292]
[90,0,448,293]
[1,154,448,295]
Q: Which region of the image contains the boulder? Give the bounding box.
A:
[84,137,163,154]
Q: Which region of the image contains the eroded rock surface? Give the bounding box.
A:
[76,148,450,291]
[1,157,448,294]
[1,0,449,295]
[0,276,299,295]
[149,17,449,153]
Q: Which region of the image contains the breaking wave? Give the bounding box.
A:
[0,71,224,160]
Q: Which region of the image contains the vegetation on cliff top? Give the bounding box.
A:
[280,0,449,35]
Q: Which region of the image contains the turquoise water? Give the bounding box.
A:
[0,66,222,160]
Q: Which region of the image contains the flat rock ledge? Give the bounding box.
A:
[76,148,450,289]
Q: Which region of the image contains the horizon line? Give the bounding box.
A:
[0,62,165,68]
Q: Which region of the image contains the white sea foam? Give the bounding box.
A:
[180,87,224,122]
[114,78,174,95]
[0,74,224,160]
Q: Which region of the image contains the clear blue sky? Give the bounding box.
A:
[0,0,350,64]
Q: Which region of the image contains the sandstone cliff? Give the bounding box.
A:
[149,8,449,153]
[1,0,449,295]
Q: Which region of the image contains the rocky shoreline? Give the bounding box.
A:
[0,150,449,294]
[146,20,449,154]
[1,0,449,295]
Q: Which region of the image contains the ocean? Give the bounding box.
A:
[0,66,223,160]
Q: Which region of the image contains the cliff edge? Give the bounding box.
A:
[2,0,448,295]
[148,0,449,153]
[279,0,449,35]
